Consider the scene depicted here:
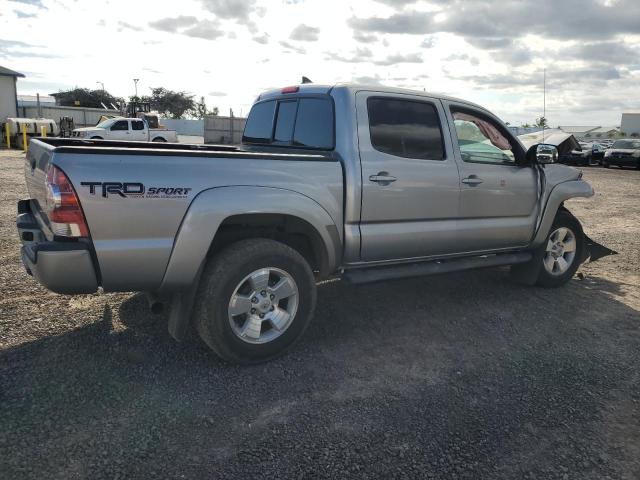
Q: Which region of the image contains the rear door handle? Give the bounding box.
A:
[369,172,397,185]
[461,175,483,186]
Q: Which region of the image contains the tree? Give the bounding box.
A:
[53,87,122,108]
[191,96,219,118]
[521,123,531,128]
[535,116,549,128]
[141,87,195,119]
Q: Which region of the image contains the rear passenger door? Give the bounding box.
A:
[130,119,147,141]
[357,91,461,261]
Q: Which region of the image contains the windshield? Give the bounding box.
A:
[95,119,114,129]
[612,140,640,149]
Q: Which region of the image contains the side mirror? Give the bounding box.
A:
[527,143,558,164]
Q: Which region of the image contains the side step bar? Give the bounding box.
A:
[343,252,533,284]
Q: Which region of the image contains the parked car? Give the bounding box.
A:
[71,115,178,142]
[18,84,597,364]
[602,139,640,169]
[563,142,605,166]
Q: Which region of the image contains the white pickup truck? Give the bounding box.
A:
[72,116,178,142]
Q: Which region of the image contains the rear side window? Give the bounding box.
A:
[293,98,333,149]
[243,96,334,150]
[132,120,144,131]
[243,100,276,143]
[274,101,297,143]
[367,97,444,160]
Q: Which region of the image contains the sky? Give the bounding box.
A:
[1,0,639,126]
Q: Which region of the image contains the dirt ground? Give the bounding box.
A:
[0,149,638,479]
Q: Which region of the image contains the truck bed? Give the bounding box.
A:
[25,138,343,292]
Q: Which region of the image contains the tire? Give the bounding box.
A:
[535,211,584,288]
[603,160,610,168]
[152,137,166,142]
[90,136,103,140]
[193,238,317,364]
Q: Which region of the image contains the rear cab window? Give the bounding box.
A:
[243,95,334,150]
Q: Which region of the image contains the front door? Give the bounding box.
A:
[443,102,539,252]
[357,91,461,261]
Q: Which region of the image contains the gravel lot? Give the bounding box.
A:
[0,149,638,479]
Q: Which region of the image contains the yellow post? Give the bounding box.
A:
[22,124,28,152]
[4,123,9,149]
[41,126,47,137]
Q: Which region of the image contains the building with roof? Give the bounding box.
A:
[17,94,56,108]
[621,113,640,137]
[0,65,25,122]
[558,125,620,141]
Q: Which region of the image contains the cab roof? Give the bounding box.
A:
[256,83,483,110]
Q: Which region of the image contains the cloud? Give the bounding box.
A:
[252,33,269,44]
[149,16,199,33]
[149,16,223,40]
[349,11,432,34]
[328,47,373,63]
[352,74,385,85]
[349,1,640,41]
[561,41,640,66]
[290,24,320,41]
[209,91,227,96]
[444,53,480,66]
[14,10,37,18]
[0,38,61,58]
[373,52,422,66]
[11,0,46,9]
[199,0,256,20]
[117,21,142,32]
[279,41,306,55]
[184,20,224,40]
[421,36,435,48]
[353,31,378,43]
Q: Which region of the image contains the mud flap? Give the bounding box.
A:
[167,262,205,342]
[583,234,618,263]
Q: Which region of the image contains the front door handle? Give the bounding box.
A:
[461,175,483,186]
[369,172,397,185]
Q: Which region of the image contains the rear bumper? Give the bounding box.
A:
[17,200,98,294]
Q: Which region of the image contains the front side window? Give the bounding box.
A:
[367,97,444,160]
[111,120,129,131]
[452,110,515,165]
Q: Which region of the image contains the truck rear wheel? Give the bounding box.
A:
[193,239,317,364]
[535,211,584,288]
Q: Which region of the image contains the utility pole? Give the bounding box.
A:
[542,68,546,142]
[97,81,105,106]
[133,78,139,99]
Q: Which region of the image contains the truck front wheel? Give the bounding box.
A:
[193,239,317,364]
[535,211,584,288]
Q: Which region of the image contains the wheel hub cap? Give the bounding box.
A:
[543,227,577,276]
[227,267,299,344]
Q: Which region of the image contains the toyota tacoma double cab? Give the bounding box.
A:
[18,83,598,364]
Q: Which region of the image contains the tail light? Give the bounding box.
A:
[45,165,89,237]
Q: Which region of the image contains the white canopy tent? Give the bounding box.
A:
[518,128,581,155]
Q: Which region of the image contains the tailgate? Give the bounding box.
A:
[24,138,54,211]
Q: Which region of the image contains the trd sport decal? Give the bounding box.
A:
[80,182,192,199]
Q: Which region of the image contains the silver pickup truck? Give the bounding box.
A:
[17,83,597,364]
